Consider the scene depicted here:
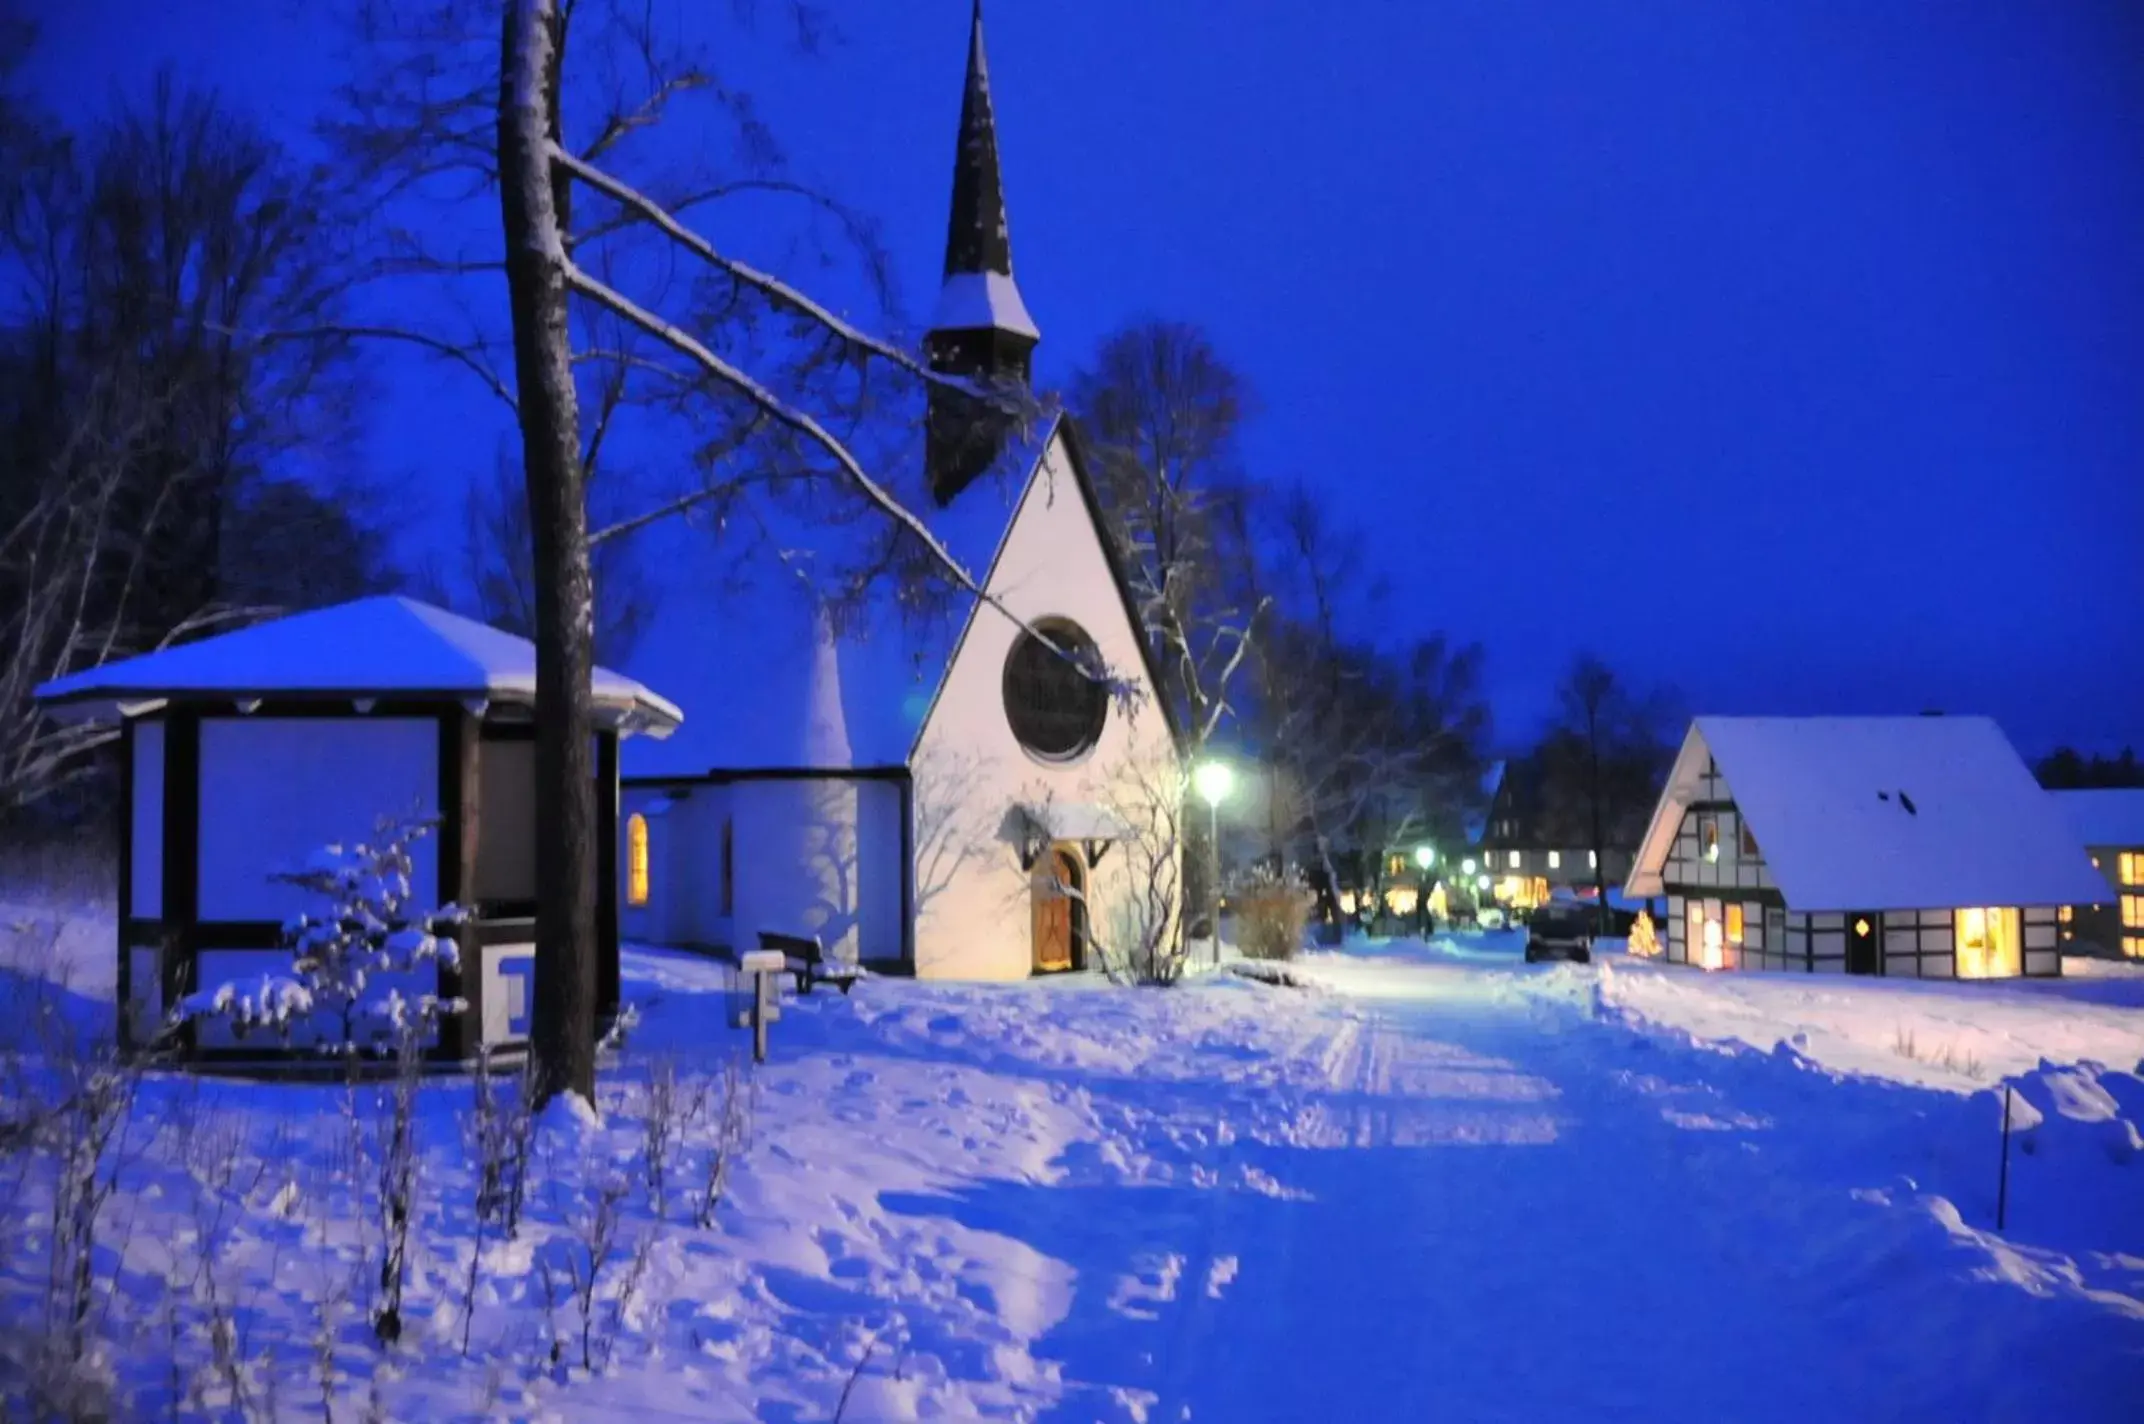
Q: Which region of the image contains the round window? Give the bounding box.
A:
[1002,618,1108,761]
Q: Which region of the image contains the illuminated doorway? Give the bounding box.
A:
[1955,907,2020,979]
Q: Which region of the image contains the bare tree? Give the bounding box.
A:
[1243,487,1489,931]
[0,60,377,813]
[1070,320,1267,936]
[1536,652,1678,913]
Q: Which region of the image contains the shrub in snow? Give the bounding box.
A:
[177,815,467,1055]
[1236,867,1311,961]
[172,814,466,1348]
[1628,909,1659,958]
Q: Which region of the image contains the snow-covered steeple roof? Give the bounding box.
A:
[34,595,683,736]
[928,0,1038,342]
[1626,716,2109,910]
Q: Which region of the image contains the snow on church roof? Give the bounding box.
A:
[1626,716,2110,911]
[620,416,1067,779]
[35,596,683,735]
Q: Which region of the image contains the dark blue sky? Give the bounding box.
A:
[28,1,2144,754]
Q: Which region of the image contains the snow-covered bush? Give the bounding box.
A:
[179,815,467,1055]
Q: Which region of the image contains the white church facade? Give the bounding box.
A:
[618,6,1183,980]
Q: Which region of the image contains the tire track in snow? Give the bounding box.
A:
[1141,1006,1386,1423]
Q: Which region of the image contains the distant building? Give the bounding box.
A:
[1475,754,1635,912]
[1626,716,2109,978]
[2050,788,2144,959]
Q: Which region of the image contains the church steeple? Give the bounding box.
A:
[925,0,1039,505]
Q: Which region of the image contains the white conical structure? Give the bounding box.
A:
[730,595,861,963]
[797,600,854,767]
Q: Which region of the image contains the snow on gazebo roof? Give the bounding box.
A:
[34,595,683,736]
[1627,716,2111,911]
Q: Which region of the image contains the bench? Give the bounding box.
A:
[757,930,861,996]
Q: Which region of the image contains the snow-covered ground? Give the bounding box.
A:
[3,911,2142,1419]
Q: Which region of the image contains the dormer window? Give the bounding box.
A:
[1701,815,1720,863]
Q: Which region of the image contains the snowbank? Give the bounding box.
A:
[1595,953,2144,1092]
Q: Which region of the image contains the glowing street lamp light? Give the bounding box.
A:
[1191,760,1235,965]
[1414,845,1436,870]
[1461,857,1478,877]
[1476,874,1491,892]
[1192,760,1235,810]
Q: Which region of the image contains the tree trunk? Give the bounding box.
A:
[499,0,597,1106]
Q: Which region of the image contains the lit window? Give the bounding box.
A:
[1589,849,1598,870]
[2059,905,2073,924]
[1548,850,1561,870]
[626,814,651,907]
[1726,904,1745,943]
[1701,816,1720,863]
[2124,853,2143,887]
[2127,936,2144,959]
[2124,895,2143,930]
[1701,913,1725,970]
[1509,850,1520,869]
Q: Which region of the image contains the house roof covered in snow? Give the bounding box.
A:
[1625,716,2111,911]
[620,413,1175,779]
[2052,788,2144,849]
[35,596,683,736]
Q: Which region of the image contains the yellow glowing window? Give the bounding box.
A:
[2123,853,2143,887]
[1955,907,2021,979]
[1701,817,1720,863]
[626,813,650,906]
[2124,895,2143,930]
[2127,936,2144,960]
[1509,850,1521,869]
[2059,905,2073,924]
[1726,904,1745,943]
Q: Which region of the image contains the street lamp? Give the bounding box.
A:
[1461,857,1477,877]
[1192,760,1235,964]
[1413,845,1436,936]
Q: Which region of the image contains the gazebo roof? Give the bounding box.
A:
[34,596,683,736]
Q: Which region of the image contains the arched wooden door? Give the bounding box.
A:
[1032,846,1086,974]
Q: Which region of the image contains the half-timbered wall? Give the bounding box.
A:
[1658,755,1786,969]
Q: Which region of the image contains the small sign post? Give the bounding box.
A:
[736,948,785,1064]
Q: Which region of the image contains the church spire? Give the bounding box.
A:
[942,0,1015,282]
[925,0,1039,505]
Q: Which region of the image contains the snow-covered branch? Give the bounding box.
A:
[559,258,1122,690]
[550,144,989,403]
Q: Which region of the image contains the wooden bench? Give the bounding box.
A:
[757,930,861,996]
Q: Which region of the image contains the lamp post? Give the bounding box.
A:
[1413,844,1436,937]
[1192,759,1235,966]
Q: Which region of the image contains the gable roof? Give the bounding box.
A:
[1626,715,2110,910]
[2053,788,2144,849]
[622,413,1179,780]
[34,596,682,735]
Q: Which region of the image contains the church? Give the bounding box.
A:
[618,3,1183,979]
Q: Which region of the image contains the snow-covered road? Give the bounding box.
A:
[888,942,2144,1421]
